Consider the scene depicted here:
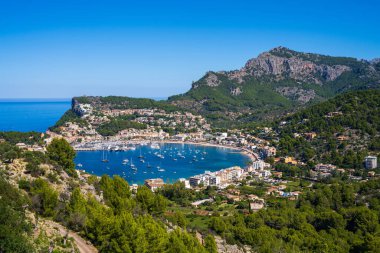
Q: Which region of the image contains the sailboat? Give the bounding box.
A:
[138,148,144,159]
[102,150,109,163]
[130,158,137,170]
[147,162,152,168]
[122,154,129,165]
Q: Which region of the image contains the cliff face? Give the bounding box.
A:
[234,47,351,84]
[169,46,380,124]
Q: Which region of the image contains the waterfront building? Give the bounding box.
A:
[144,178,165,191]
[189,176,202,187]
[178,178,191,189]
[209,175,221,186]
[251,160,268,170]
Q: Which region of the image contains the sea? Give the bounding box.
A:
[0,99,250,184]
[75,143,251,185]
[0,99,71,132]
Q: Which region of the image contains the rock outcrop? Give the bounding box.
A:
[226,47,350,85]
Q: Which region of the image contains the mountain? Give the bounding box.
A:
[169,47,380,125]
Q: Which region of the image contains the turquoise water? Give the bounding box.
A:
[0,99,71,132]
[75,143,250,184]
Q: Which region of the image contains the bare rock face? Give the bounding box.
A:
[226,47,350,85]
[230,87,242,96]
[276,86,316,103]
[241,51,349,84]
[214,236,253,253]
[192,72,222,89]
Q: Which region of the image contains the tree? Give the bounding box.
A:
[31,178,58,217]
[204,234,217,253]
[46,138,76,176]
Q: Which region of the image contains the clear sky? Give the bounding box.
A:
[1,0,379,98]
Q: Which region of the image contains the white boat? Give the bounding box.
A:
[150,143,160,149]
[158,168,165,172]
[77,163,83,167]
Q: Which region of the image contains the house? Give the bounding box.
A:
[272,171,283,178]
[15,143,28,149]
[368,171,376,177]
[337,136,349,141]
[304,132,317,140]
[250,201,264,211]
[283,157,298,165]
[315,163,336,172]
[365,156,378,169]
[144,178,165,191]
[262,146,276,157]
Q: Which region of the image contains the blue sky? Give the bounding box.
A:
[0,0,379,98]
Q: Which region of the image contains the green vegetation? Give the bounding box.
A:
[276,90,380,167]
[96,116,147,136]
[0,139,213,253]
[46,138,77,176]
[49,109,88,132]
[0,177,33,253]
[74,96,182,112]
[207,180,380,252]
[0,141,21,162]
[0,131,44,145]
[169,73,294,126]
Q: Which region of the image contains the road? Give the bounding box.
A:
[43,220,98,253]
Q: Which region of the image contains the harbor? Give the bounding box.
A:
[74,142,251,185]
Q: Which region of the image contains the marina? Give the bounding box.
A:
[74,142,251,185]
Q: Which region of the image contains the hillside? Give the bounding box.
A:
[48,96,210,143]
[274,89,380,168]
[0,138,214,253]
[169,47,380,126]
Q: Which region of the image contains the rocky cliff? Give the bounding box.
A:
[169,47,380,125]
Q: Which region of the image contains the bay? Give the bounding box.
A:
[75,143,251,184]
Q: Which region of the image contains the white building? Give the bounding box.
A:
[252,160,267,170]
[365,156,378,169]
[209,176,221,186]
[178,178,191,189]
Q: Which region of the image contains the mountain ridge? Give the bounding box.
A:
[169,46,380,125]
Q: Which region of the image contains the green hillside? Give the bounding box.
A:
[275,90,380,168]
